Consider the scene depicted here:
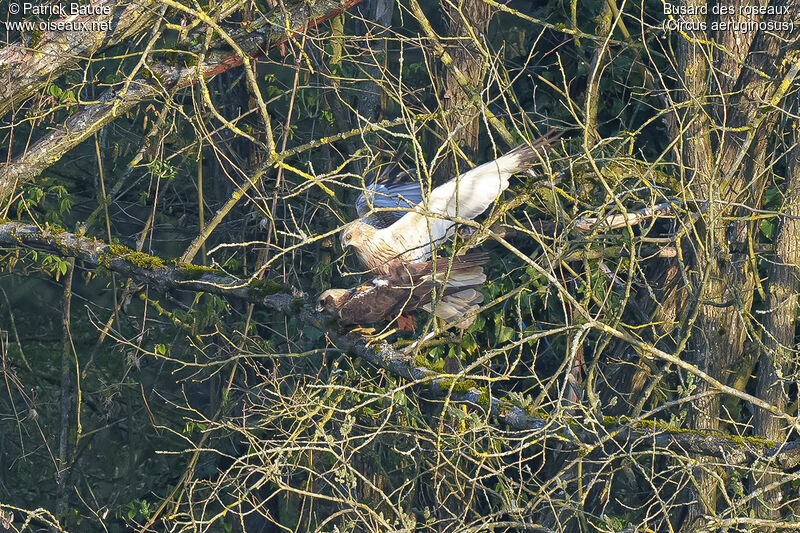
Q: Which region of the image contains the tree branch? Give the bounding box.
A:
[0,0,160,116]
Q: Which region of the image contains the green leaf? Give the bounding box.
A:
[496,325,514,343]
[760,219,775,239]
[46,84,63,98]
[460,333,478,355]
[494,315,514,343]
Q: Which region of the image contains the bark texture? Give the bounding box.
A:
[753,114,800,519]
[440,0,492,177]
[679,0,800,527]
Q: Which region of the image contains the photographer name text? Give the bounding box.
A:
[15,2,110,16]
[6,2,112,31]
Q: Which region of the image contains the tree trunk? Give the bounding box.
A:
[56,258,76,521]
[440,0,492,178]
[752,101,800,520]
[678,0,799,527]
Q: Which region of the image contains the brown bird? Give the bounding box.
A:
[341,138,555,276]
[317,253,487,329]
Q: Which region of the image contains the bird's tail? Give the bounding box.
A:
[428,253,487,287]
[423,288,484,329]
[423,255,487,328]
[431,265,486,288]
[491,129,563,175]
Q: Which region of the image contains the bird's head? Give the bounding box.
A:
[339,222,361,248]
[316,289,351,313]
[339,220,375,250]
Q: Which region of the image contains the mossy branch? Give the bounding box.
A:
[0,222,288,303]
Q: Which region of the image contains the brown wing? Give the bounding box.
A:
[336,282,421,324]
[325,253,487,325]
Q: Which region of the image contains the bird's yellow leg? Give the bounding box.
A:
[347,326,397,346]
[364,328,398,347]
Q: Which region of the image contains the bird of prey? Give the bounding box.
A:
[340,138,554,276]
[317,253,487,329]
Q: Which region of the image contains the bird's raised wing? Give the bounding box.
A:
[379,143,545,262]
[355,163,423,229]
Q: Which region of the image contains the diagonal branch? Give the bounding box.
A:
[0,0,160,116]
[0,0,366,205]
[4,221,800,470]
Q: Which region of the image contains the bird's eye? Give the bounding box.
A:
[343,232,351,243]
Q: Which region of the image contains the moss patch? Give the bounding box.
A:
[175,263,220,279]
[249,278,289,297]
[101,244,166,270]
[602,415,780,448]
[414,354,445,372]
[437,378,478,394]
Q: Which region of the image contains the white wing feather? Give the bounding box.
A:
[376,144,538,262]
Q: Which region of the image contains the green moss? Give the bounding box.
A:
[729,434,775,447]
[527,407,549,419]
[108,243,132,256]
[414,354,432,369]
[101,244,166,270]
[413,354,445,372]
[497,401,513,415]
[250,278,289,297]
[175,263,219,279]
[477,389,491,407]
[438,378,478,393]
[602,415,780,448]
[128,251,166,269]
[602,161,680,191]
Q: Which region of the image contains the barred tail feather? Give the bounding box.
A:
[423,288,484,329]
[492,129,563,175]
[428,266,486,287]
